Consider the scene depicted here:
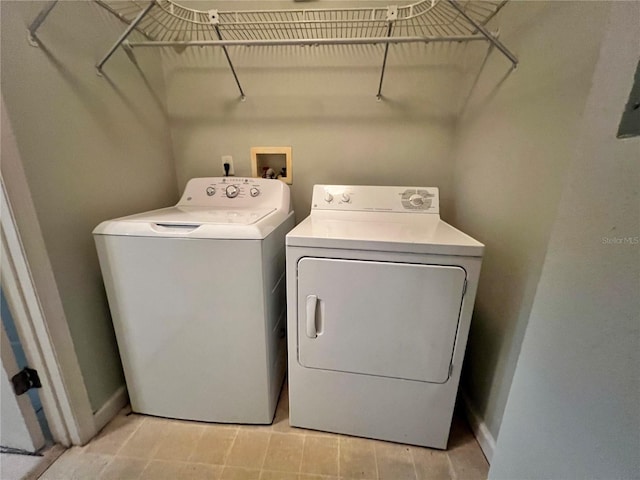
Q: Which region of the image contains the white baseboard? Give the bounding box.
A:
[93,386,128,433]
[461,390,496,463]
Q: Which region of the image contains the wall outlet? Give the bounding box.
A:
[221,155,234,176]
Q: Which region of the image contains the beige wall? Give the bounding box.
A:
[165,1,466,220]
[450,0,612,444]
[1,1,177,411]
[490,2,639,476]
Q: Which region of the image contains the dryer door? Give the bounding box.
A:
[297,258,466,383]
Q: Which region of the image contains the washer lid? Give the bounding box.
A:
[93,206,287,239]
[286,211,484,257]
[123,206,276,225]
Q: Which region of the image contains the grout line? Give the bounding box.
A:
[185,423,207,463]
[112,415,146,457]
[410,447,419,480]
[337,435,341,478]
[259,431,273,471]
[96,455,117,480]
[223,427,241,467]
[445,451,457,480]
[299,435,307,474]
[372,441,380,480]
[134,459,152,480]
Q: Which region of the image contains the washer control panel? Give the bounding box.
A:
[177,177,288,210]
[312,185,439,214]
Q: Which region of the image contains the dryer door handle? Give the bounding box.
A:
[306,295,318,338]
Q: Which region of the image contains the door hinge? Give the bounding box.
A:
[462,278,467,297]
[448,363,454,378]
[11,367,42,396]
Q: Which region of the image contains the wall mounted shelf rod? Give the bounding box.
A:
[214,25,246,101]
[377,23,395,101]
[28,1,58,46]
[96,0,156,75]
[447,0,518,68]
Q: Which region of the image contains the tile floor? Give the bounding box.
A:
[39,383,488,480]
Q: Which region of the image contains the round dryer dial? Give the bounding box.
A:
[206,187,216,196]
[409,194,424,207]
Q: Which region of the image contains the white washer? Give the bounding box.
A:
[286,185,484,448]
[93,177,295,424]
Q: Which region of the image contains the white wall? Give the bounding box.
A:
[489,2,640,477]
[165,1,466,220]
[0,1,178,411]
[450,0,611,448]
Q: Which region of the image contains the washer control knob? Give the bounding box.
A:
[324,192,334,203]
[409,193,424,207]
[206,186,216,196]
[341,192,351,203]
[250,187,260,197]
[225,185,239,198]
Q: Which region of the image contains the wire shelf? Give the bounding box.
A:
[95,0,508,44]
[28,0,516,99]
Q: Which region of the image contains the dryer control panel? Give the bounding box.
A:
[311,185,439,214]
[178,177,291,212]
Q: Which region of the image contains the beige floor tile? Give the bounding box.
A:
[191,426,238,465]
[68,453,112,479]
[40,449,111,480]
[262,432,304,473]
[99,456,148,480]
[300,436,339,476]
[221,465,261,479]
[181,462,224,479]
[154,421,204,461]
[446,414,488,479]
[339,436,377,479]
[447,442,488,480]
[297,475,339,480]
[86,413,144,455]
[139,459,185,480]
[411,447,452,480]
[39,447,82,480]
[375,442,417,480]
[40,395,489,480]
[119,418,167,459]
[260,470,298,480]
[226,430,271,469]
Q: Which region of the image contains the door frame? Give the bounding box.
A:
[0,317,46,452]
[1,98,96,446]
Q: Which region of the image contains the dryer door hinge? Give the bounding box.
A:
[11,367,42,396]
[448,363,454,379]
[462,278,468,297]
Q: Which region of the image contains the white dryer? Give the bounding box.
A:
[93,177,294,424]
[286,185,483,448]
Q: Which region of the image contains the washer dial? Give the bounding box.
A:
[225,185,239,198]
[250,187,260,197]
[206,186,216,196]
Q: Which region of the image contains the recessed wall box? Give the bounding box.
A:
[251,147,292,185]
